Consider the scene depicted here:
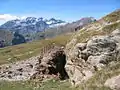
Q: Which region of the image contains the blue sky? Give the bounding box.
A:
[0,0,119,24]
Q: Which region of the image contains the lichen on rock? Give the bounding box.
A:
[65,29,120,86]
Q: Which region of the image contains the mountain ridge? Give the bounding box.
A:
[0,17,96,45]
[0,17,66,34]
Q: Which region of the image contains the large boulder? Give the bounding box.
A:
[111,29,120,61]
[86,36,116,55]
[104,75,120,90]
[65,29,120,86]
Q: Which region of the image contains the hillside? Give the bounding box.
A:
[0,10,120,90]
[0,33,73,64]
[65,9,120,89]
[0,30,13,46]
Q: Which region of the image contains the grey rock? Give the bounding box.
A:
[105,75,120,90]
[86,36,117,55]
[66,29,120,86]
[0,56,38,81]
[36,46,69,80]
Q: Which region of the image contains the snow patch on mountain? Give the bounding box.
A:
[0,17,66,34]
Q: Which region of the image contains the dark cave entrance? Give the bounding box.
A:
[48,51,69,80]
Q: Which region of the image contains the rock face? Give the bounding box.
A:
[104,75,120,90]
[65,29,120,86]
[34,46,69,80]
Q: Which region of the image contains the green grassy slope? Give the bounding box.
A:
[0,33,73,64]
[0,80,74,90]
[103,9,120,23]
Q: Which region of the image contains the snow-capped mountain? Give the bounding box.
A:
[45,17,96,38]
[0,17,66,34]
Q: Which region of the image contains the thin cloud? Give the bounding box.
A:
[0,14,27,25]
[0,14,19,20]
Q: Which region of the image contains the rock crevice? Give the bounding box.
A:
[33,46,69,80]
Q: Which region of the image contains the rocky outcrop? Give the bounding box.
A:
[0,56,38,81]
[104,75,120,90]
[0,46,69,81]
[34,46,69,80]
[65,29,120,86]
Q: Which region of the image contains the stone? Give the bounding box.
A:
[111,29,120,36]
[75,43,87,51]
[65,29,120,86]
[7,71,13,74]
[16,68,23,72]
[86,36,117,55]
[36,46,69,80]
[0,56,38,81]
[104,75,120,90]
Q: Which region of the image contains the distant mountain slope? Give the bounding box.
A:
[0,17,66,35]
[0,30,13,46]
[43,17,96,38]
[0,17,96,45]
